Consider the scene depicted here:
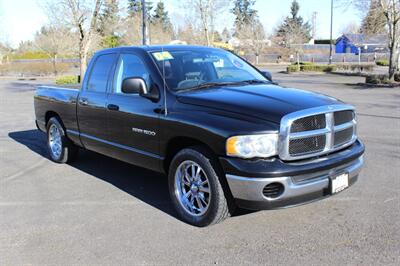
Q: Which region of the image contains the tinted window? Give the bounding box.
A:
[113,54,150,94]
[87,53,117,92]
[151,49,268,91]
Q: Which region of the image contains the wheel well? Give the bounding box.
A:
[163,137,216,173]
[45,111,62,127]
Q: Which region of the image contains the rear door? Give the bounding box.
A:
[106,53,161,170]
[77,53,117,153]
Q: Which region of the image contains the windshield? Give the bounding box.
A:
[150,49,268,91]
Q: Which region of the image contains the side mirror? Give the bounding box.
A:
[261,71,272,81]
[121,77,160,102]
[122,77,148,94]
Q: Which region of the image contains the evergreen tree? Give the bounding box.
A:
[231,0,257,33]
[128,0,153,19]
[152,1,171,31]
[360,0,387,35]
[276,0,311,46]
[98,0,121,48]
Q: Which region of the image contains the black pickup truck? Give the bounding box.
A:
[34,45,364,226]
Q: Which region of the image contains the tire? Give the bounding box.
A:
[46,117,78,163]
[168,146,230,226]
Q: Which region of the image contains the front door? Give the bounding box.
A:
[106,53,161,170]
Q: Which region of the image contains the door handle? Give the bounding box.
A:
[107,104,119,111]
[79,98,88,106]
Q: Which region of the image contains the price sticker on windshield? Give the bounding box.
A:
[152,51,174,61]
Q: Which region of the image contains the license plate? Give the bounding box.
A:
[331,173,349,194]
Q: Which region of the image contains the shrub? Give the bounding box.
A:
[365,74,390,84]
[376,59,389,66]
[301,64,337,72]
[287,63,337,73]
[394,72,400,82]
[291,61,313,66]
[287,65,300,72]
[55,75,79,85]
[336,64,374,72]
[0,61,76,76]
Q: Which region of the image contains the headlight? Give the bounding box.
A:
[226,133,279,158]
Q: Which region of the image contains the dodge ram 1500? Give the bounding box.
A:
[34,45,364,226]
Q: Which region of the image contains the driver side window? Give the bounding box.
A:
[113,54,150,94]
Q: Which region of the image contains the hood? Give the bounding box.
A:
[176,84,341,124]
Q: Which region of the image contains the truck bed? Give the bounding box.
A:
[34,85,80,135]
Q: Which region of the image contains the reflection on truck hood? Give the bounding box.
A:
[177,84,341,123]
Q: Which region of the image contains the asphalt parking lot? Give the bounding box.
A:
[1,70,399,265]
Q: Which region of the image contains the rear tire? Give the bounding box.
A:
[46,117,78,163]
[168,146,230,226]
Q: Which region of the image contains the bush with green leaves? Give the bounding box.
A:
[287,65,300,72]
[375,59,389,66]
[287,63,336,73]
[55,75,79,85]
[365,74,390,84]
[301,64,337,72]
[336,64,374,72]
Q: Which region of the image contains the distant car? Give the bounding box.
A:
[34,45,364,226]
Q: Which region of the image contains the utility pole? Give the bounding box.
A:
[142,0,149,45]
[312,11,317,40]
[329,0,333,64]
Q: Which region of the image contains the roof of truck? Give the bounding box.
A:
[96,45,223,55]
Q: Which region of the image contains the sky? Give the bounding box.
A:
[0,0,361,48]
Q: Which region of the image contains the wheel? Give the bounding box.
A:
[46,117,78,163]
[168,147,230,226]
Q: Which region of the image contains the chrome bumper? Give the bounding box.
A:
[226,156,364,210]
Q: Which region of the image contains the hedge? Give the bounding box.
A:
[0,61,73,76]
[336,64,374,72]
[376,59,389,66]
[365,74,390,84]
[55,75,79,85]
[287,64,336,73]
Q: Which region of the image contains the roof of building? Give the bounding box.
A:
[337,34,387,45]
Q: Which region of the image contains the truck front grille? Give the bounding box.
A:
[291,114,326,133]
[334,127,354,147]
[279,105,357,161]
[289,135,326,155]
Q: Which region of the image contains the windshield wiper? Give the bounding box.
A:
[239,79,270,84]
[179,80,270,92]
[180,82,237,92]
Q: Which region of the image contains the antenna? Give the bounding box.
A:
[162,46,168,116]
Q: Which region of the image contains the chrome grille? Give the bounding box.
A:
[289,135,326,155]
[291,114,326,132]
[334,127,354,147]
[279,105,357,161]
[334,110,354,125]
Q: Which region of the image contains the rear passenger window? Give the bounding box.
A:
[87,54,117,92]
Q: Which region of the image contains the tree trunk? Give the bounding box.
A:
[79,39,86,81]
[388,44,397,81]
[52,54,58,76]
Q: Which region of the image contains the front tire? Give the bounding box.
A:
[168,147,230,226]
[46,117,78,163]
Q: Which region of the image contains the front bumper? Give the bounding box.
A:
[222,140,365,210]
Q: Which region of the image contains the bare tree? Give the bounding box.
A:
[34,26,76,75]
[236,20,267,64]
[183,0,229,46]
[347,0,398,80]
[379,0,400,80]
[45,0,103,79]
[340,21,361,34]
